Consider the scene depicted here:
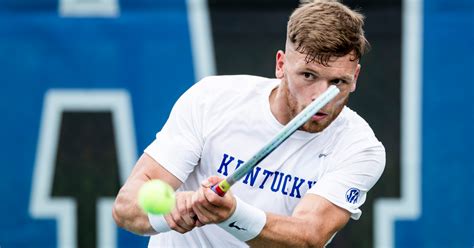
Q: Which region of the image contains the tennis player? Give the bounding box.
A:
[113,0,385,247]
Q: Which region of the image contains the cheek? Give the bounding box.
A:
[334,95,347,106]
[286,78,310,102]
[327,93,348,110]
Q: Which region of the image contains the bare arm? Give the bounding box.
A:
[247,194,350,247]
[193,178,350,247]
[112,153,182,235]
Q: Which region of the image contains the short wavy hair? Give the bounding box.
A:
[287,0,370,65]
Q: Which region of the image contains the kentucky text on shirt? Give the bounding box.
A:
[216,153,317,198]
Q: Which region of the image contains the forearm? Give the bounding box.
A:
[246,194,350,248]
[113,177,156,236]
[113,154,183,235]
[247,213,327,248]
[193,180,347,247]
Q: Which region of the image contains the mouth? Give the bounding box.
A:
[311,111,328,121]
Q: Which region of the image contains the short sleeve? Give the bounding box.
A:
[144,82,204,183]
[307,143,385,220]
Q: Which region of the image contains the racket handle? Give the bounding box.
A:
[211,180,231,197]
[211,184,226,196]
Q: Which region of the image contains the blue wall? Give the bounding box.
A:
[396,0,474,247]
[0,0,195,247]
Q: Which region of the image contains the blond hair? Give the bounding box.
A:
[287,0,369,65]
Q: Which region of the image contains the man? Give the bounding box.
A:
[113,0,385,247]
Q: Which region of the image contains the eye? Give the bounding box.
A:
[331,79,345,85]
[303,72,315,80]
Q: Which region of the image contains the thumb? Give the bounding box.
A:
[201,175,223,187]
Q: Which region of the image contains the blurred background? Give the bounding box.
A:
[0,0,472,247]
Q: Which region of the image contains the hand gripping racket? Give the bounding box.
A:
[211,85,340,196]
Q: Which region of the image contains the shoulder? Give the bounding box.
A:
[188,75,277,107]
[176,75,270,104]
[328,107,386,167]
[193,75,275,95]
[334,107,383,147]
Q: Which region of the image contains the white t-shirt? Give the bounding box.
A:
[145,75,385,247]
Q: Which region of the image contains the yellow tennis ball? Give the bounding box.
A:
[138,179,175,215]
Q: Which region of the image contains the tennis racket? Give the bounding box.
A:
[212,85,340,196]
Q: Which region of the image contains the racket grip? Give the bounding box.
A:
[211,184,226,197]
[211,180,230,197]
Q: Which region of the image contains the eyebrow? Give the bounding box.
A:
[305,68,354,82]
[338,75,354,82]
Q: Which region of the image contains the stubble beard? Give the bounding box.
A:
[285,87,348,133]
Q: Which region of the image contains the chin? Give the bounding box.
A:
[301,121,327,133]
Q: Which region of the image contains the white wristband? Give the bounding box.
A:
[217,196,266,241]
[148,214,171,233]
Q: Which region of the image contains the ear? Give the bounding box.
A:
[351,64,361,92]
[275,50,285,79]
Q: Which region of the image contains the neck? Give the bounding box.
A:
[269,82,292,125]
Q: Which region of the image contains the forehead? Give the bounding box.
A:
[285,41,359,74]
[287,49,359,70]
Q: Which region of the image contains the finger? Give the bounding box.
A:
[164,214,187,234]
[198,187,221,210]
[196,187,226,224]
[170,207,193,231]
[192,188,217,224]
[203,187,225,206]
[172,194,194,231]
[203,187,236,221]
[193,201,216,224]
[187,193,197,220]
[191,188,207,221]
[190,192,201,222]
[181,196,196,227]
[191,190,203,219]
[195,219,204,227]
